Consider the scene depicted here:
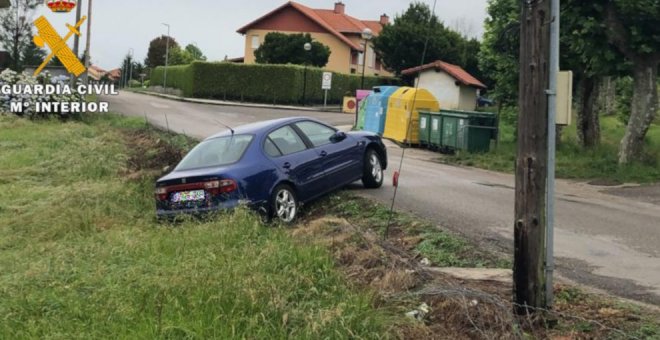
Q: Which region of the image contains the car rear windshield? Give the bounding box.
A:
[175,134,253,171]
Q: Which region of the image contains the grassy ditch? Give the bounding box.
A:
[440,115,660,184]
[1,113,658,339]
[0,114,402,339]
[298,195,660,339]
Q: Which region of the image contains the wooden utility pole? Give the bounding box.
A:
[514,0,551,314]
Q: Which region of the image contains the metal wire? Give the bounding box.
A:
[384,0,438,238]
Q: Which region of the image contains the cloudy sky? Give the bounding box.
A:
[30,0,489,70]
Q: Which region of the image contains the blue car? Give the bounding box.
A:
[155,117,388,223]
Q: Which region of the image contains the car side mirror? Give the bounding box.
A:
[330,131,347,143]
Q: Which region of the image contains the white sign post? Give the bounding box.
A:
[322,72,332,110]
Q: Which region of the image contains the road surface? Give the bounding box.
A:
[104,91,660,305]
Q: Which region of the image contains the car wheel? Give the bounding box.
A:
[362,149,384,189]
[271,184,298,224]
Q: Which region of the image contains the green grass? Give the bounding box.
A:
[0,114,399,339]
[442,116,660,184]
[309,193,512,269]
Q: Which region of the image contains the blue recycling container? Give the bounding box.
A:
[363,86,399,135]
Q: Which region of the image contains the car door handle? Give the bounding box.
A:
[320,151,328,157]
[282,162,291,169]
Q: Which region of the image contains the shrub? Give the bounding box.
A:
[150,62,400,104]
[0,69,84,117]
[150,64,194,95]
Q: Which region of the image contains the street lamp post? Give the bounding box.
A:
[302,42,312,106]
[360,28,373,90]
[162,23,170,91]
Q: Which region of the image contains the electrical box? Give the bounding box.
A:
[556,71,573,126]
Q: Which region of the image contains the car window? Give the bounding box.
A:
[175,134,253,171]
[295,121,336,147]
[264,137,281,157]
[267,126,307,156]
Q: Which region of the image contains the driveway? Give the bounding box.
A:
[104,91,660,305]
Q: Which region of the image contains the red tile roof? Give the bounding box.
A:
[237,1,383,51]
[401,60,487,89]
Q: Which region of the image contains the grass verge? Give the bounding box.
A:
[298,194,660,339]
[440,116,660,184]
[0,113,401,339]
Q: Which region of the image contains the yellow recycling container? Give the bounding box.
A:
[383,87,440,144]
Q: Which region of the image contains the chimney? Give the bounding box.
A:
[380,14,389,25]
[334,2,345,14]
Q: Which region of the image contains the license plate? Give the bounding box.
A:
[171,190,206,203]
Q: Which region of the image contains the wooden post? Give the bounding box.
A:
[514,0,550,314]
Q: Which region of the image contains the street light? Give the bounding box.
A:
[162,23,170,91]
[360,28,373,90]
[302,42,312,106]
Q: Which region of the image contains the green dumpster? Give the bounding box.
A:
[429,113,443,149]
[418,111,432,147]
[436,110,497,153]
[441,109,498,139]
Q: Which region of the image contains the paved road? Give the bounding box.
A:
[104,91,660,305]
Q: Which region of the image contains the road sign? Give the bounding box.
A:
[322,72,332,90]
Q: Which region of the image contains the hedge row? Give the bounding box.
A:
[150,62,400,105]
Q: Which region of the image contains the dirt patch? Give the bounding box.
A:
[121,128,189,180]
[293,212,660,339]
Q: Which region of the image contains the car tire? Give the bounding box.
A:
[362,149,384,189]
[271,184,298,224]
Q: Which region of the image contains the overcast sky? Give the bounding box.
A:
[30,0,488,70]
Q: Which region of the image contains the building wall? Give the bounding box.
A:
[243,29,352,74]
[240,6,391,76]
[416,71,460,110]
[345,35,392,77]
[458,84,478,111]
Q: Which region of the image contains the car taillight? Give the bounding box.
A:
[206,179,238,195]
[155,187,168,201]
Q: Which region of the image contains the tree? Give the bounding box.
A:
[185,44,207,61]
[20,31,47,68]
[254,33,330,67]
[479,0,519,105]
[145,35,179,68]
[603,1,659,164]
[168,46,194,65]
[371,2,465,75]
[0,0,42,71]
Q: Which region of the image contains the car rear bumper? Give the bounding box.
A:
[156,200,241,218]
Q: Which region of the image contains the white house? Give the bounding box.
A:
[402,60,486,111]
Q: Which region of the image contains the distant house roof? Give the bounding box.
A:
[226,56,244,63]
[107,68,121,80]
[237,1,387,51]
[402,60,487,89]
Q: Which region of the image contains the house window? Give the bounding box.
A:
[351,50,358,65]
[358,52,364,66]
[251,35,260,49]
[375,58,382,71]
[350,68,356,74]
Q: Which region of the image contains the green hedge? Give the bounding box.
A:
[150,62,400,105]
[150,64,194,95]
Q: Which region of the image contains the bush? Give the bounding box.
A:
[150,64,194,94]
[150,61,400,105]
[0,69,84,117]
[128,79,141,88]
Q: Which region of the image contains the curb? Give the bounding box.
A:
[127,90,343,113]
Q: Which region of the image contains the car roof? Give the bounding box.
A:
[205,116,323,140]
